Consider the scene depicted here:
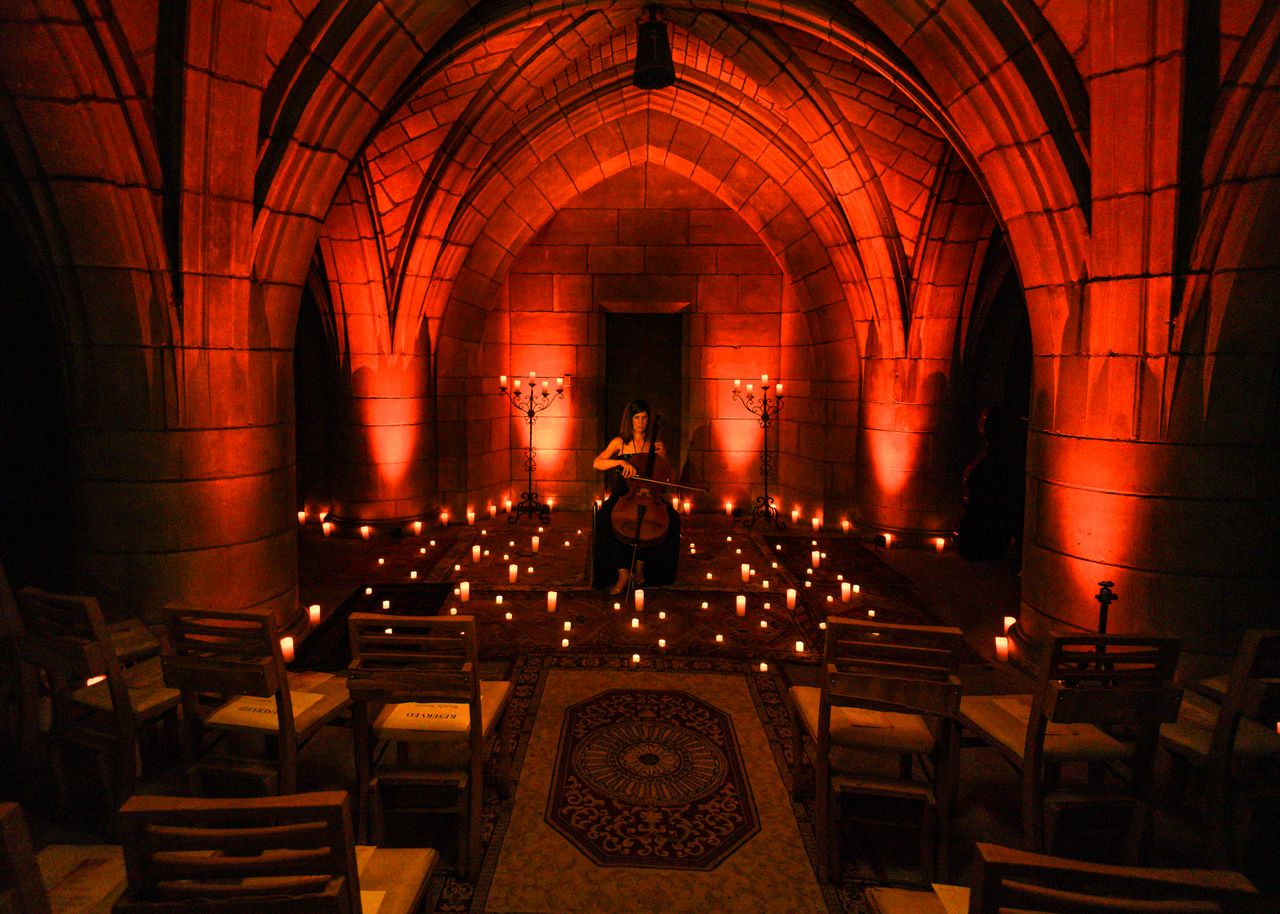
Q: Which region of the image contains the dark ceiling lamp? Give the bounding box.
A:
[633,5,675,90]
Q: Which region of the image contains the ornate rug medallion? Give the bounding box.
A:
[547,688,760,870]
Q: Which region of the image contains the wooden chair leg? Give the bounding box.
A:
[814,777,831,883]
[1022,767,1045,852]
[921,798,937,883]
[790,696,807,800]
[828,788,842,885]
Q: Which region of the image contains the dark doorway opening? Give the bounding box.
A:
[603,312,683,470]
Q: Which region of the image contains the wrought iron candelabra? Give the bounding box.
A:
[731,377,785,529]
[499,375,563,524]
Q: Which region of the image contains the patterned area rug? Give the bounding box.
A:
[428,653,864,914]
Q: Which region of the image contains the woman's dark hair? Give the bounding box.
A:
[619,400,651,443]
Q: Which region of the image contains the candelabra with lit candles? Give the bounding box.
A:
[499,372,564,524]
[732,374,785,530]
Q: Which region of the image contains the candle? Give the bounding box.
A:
[563,620,572,632]
[707,572,714,580]
[513,379,521,390]
[384,628,393,635]
[819,621,827,630]
[377,557,385,566]
[454,563,461,571]
[635,589,645,611]
[531,536,540,553]
[812,516,821,531]
[715,634,724,643]
[931,536,944,553]
[631,617,640,629]
[472,545,481,563]
[683,499,691,514]
[791,508,800,523]
[467,509,475,525]
[811,550,820,567]
[505,611,513,621]
[842,582,852,602]
[764,602,771,610]
[658,638,666,649]
[700,601,709,610]
[740,563,750,582]
[632,653,640,664]
[759,662,768,672]
[556,377,564,389]
[672,495,680,510]
[308,604,321,625]
[724,501,733,516]
[613,602,620,611]
[867,609,876,618]
[440,511,449,526]
[733,378,741,390]
[509,564,518,583]
[762,580,769,589]
[280,636,294,663]
[735,595,746,616]
[1003,615,1017,634]
[795,641,805,653]
[499,375,507,388]
[561,638,569,648]
[449,607,457,615]
[322,520,333,537]
[459,582,470,602]
[360,525,371,540]
[496,595,503,605]
[761,373,768,384]
[488,504,497,518]
[546,497,554,512]
[365,587,373,595]
[786,588,797,609]
[547,591,558,612]
[542,380,549,393]
[775,383,783,394]
[853,584,860,594]
[529,370,536,379]
[564,540,570,547]
[381,600,391,610]
[841,519,850,533]
[297,510,307,525]
[504,498,513,513]
[882,532,893,548]
[760,619,768,628]
[526,565,533,574]
[746,383,753,393]
[995,636,1010,662]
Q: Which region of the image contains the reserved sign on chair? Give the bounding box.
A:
[380,702,470,731]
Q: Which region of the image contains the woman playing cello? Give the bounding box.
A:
[591,400,681,595]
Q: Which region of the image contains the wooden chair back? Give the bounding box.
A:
[1210,629,1280,776]
[14,588,136,739]
[821,616,964,722]
[114,791,361,914]
[0,802,51,914]
[346,612,482,754]
[968,841,1258,913]
[1025,635,1182,771]
[160,605,293,733]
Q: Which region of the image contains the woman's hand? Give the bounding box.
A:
[619,460,637,478]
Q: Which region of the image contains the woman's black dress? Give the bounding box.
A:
[592,464,681,589]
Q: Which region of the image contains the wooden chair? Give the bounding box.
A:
[347,612,512,881]
[160,605,349,795]
[959,635,1182,858]
[1,564,21,745]
[865,841,1259,913]
[1162,629,1280,866]
[12,587,180,815]
[1,802,51,914]
[788,616,964,883]
[114,791,438,914]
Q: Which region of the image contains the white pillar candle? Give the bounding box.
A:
[658,638,666,649]
[791,508,800,523]
[360,525,371,540]
[934,536,946,553]
[504,498,512,513]
[365,587,373,595]
[459,582,470,602]
[736,595,746,616]
[495,595,503,605]
[509,564,518,583]
[631,617,640,629]
[561,638,569,648]
[658,611,666,620]
[841,519,850,533]
[563,620,572,632]
[740,563,750,582]
[842,582,852,602]
[382,600,391,610]
[683,499,691,514]
[715,634,724,643]
[760,619,768,628]
[546,497,555,512]
[1003,615,1017,634]
[613,602,621,611]
[632,654,640,665]
[995,636,1010,662]
[634,589,645,611]
[812,516,821,531]
[308,604,321,625]
[706,572,714,580]
[762,580,769,589]
[467,509,475,525]
[853,584,861,594]
[547,591,558,612]
[724,501,733,516]
[488,504,497,518]
[413,520,423,535]
[819,621,827,630]
[280,636,294,663]
[449,607,457,615]
[811,550,821,567]
[409,570,417,580]
[505,611,512,621]
[377,557,385,566]
[867,609,876,618]
[700,601,709,610]
[882,532,893,548]
[472,545,481,563]
[786,588,797,609]
[796,641,805,653]
[531,536,540,553]
[759,662,768,672]
[322,521,334,537]
[298,510,307,525]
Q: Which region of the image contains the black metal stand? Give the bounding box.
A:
[732,382,785,530]
[500,379,563,524]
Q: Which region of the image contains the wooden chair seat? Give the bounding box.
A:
[204,670,350,735]
[354,845,439,914]
[70,656,179,718]
[960,693,1133,763]
[104,619,162,666]
[789,683,935,763]
[1162,691,1280,762]
[865,884,953,914]
[372,679,512,751]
